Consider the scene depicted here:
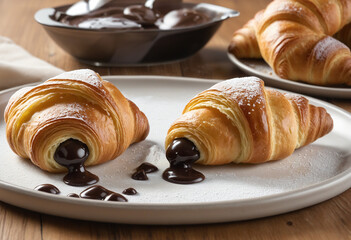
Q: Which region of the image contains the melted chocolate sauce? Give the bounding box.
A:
[131,169,148,180]
[157,9,209,30]
[104,193,128,202]
[80,185,127,202]
[54,2,210,30]
[136,162,158,173]
[67,193,80,198]
[163,138,205,184]
[34,184,60,194]
[123,5,160,26]
[131,162,158,180]
[54,138,99,186]
[122,187,138,195]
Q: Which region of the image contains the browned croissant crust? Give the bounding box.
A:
[228,10,263,58]
[5,69,149,172]
[165,77,333,165]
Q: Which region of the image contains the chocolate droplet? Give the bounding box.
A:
[80,185,128,202]
[122,187,138,195]
[67,193,80,198]
[131,169,148,180]
[80,185,109,200]
[136,162,158,173]
[34,184,60,194]
[104,193,128,202]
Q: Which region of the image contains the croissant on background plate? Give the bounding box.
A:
[165,77,333,165]
[228,0,351,86]
[5,69,149,172]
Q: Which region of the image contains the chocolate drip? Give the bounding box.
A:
[54,138,99,186]
[122,187,138,195]
[80,185,127,202]
[34,184,60,194]
[163,138,205,184]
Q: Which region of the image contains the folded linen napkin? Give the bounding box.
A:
[0,36,63,90]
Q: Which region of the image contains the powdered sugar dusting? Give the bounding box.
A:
[284,92,308,109]
[48,69,105,90]
[274,3,303,15]
[30,102,89,127]
[313,36,347,62]
[210,77,266,115]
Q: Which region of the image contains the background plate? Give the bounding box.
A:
[0,76,350,225]
[228,53,351,99]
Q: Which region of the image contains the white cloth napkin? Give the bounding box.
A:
[0,36,63,89]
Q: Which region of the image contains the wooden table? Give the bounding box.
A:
[1,0,350,239]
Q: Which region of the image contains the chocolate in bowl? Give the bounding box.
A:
[34,2,239,66]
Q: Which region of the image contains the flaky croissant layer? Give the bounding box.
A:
[165,77,333,165]
[5,69,149,172]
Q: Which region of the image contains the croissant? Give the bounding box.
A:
[258,0,351,85]
[228,10,263,58]
[5,69,149,173]
[165,77,333,165]
[229,0,351,86]
[228,9,351,58]
[229,14,351,58]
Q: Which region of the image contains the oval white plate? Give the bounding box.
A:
[228,53,351,99]
[0,76,350,225]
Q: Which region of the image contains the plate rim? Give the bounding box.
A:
[227,52,351,99]
[0,75,350,224]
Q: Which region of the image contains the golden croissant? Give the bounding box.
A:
[228,0,351,86]
[228,10,263,59]
[229,20,351,58]
[5,69,149,172]
[165,77,333,165]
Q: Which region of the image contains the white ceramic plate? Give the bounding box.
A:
[228,53,351,99]
[0,76,350,225]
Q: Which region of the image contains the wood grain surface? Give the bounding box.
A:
[0,0,350,239]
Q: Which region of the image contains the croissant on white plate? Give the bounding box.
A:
[165,77,333,165]
[228,0,351,86]
[5,69,149,173]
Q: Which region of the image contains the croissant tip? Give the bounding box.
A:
[324,111,334,136]
[228,42,236,54]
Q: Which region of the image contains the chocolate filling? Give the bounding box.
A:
[54,138,99,186]
[163,138,205,184]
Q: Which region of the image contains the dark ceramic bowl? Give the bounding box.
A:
[34,3,239,66]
